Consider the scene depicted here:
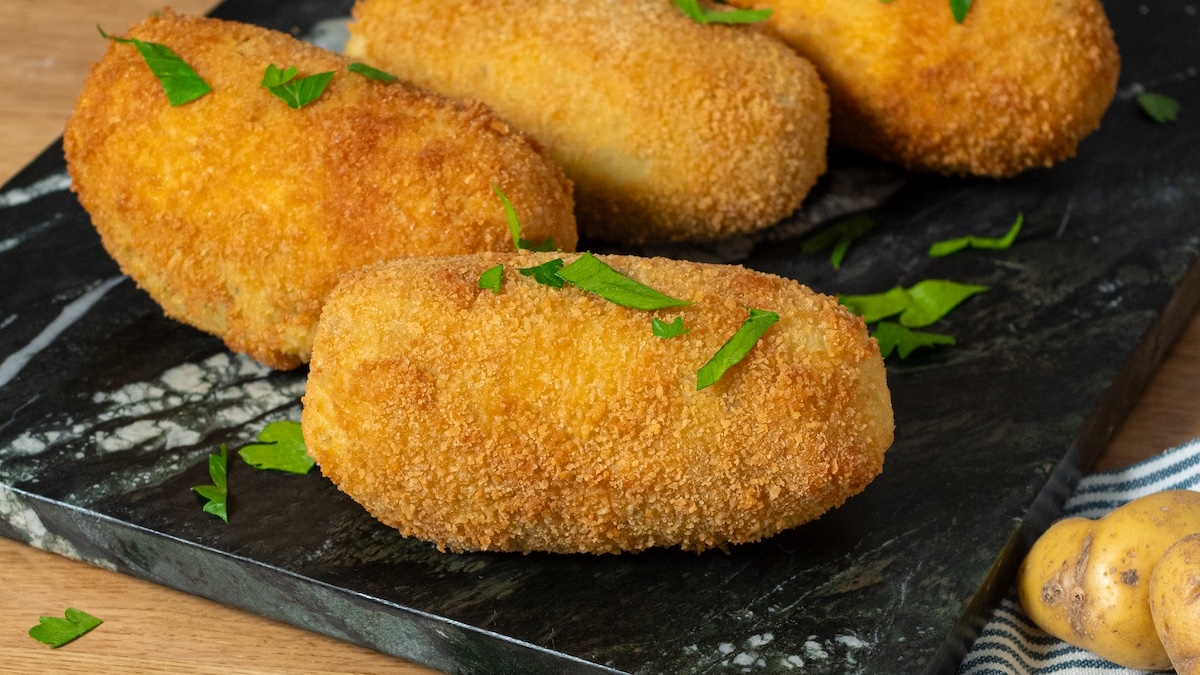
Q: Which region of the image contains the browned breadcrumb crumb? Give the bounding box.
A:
[302,253,894,554]
[728,0,1120,177]
[64,11,576,369]
[346,0,829,243]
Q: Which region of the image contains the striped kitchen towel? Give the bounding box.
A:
[959,437,1200,674]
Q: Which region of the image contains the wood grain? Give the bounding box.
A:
[0,0,1193,672]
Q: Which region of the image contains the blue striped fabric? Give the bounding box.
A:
[959,438,1200,675]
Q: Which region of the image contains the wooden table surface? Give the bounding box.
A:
[2,2,1199,673]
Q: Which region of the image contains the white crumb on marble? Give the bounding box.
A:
[803,640,829,660]
[0,170,71,208]
[835,635,869,650]
[747,633,774,648]
[782,655,805,669]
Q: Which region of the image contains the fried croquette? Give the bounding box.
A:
[726,0,1120,176]
[301,253,894,553]
[345,0,830,244]
[64,12,576,370]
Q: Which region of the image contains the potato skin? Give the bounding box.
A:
[1017,490,1200,669]
[727,0,1120,176]
[346,0,829,244]
[1151,533,1200,674]
[301,253,893,553]
[64,12,575,369]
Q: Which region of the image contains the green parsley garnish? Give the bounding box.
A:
[479,264,504,293]
[348,61,399,83]
[261,64,335,109]
[192,444,230,522]
[28,608,103,648]
[518,258,566,288]
[238,421,313,475]
[98,25,211,106]
[950,0,972,23]
[653,316,689,339]
[1138,93,1181,124]
[928,213,1023,257]
[557,253,692,310]
[697,308,779,390]
[672,0,772,24]
[841,280,987,328]
[873,321,956,359]
[803,214,876,269]
[493,185,555,251]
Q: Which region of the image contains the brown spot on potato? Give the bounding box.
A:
[1121,569,1140,586]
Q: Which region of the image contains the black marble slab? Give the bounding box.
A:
[1,1,1198,673]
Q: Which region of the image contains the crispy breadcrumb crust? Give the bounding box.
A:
[302,253,893,553]
[346,0,829,244]
[64,11,576,369]
[727,0,1120,177]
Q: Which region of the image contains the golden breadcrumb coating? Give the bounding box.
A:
[302,253,893,553]
[346,0,829,244]
[726,0,1120,177]
[64,11,576,370]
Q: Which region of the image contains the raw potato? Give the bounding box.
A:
[1150,533,1200,674]
[1017,490,1200,669]
[65,12,576,369]
[726,0,1120,176]
[346,0,829,244]
[302,253,894,553]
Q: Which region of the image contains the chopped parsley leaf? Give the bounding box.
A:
[238,421,313,475]
[28,608,103,648]
[348,61,399,83]
[261,64,334,109]
[518,258,566,288]
[928,213,1023,257]
[672,0,772,24]
[478,264,504,293]
[1138,93,1181,124]
[841,280,987,328]
[557,253,692,310]
[98,25,211,106]
[803,214,876,269]
[652,316,689,338]
[950,0,972,23]
[873,321,956,359]
[192,444,229,523]
[697,308,779,390]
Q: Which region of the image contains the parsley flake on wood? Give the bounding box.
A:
[950,0,972,23]
[478,264,504,293]
[192,445,229,522]
[28,608,103,648]
[697,308,779,390]
[928,213,1023,257]
[1138,93,1181,124]
[238,421,314,475]
[261,64,335,109]
[873,321,956,359]
[672,0,772,24]
[98,25,211,106]
[841,280,987,328]
[653,316,689,338]
[803,214,876,269]
[348,61,399,83]
[518,258,566,288]
[557,253,692,310]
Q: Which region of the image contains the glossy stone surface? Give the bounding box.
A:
[1,1,1198,673]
